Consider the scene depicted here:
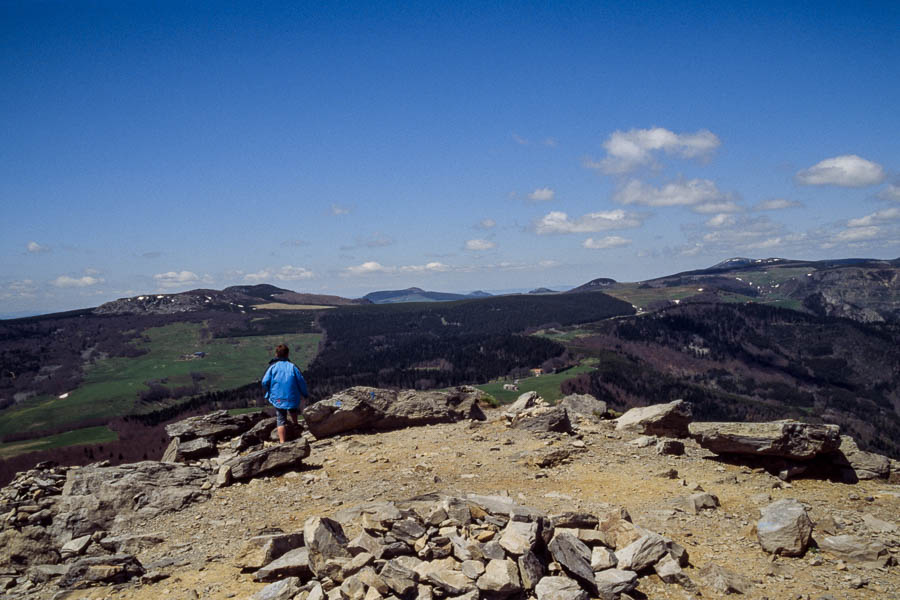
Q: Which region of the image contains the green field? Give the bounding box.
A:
[0,322,320,441]
[0,426,118,459]
[475,364,597,404]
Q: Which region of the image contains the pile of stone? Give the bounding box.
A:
[501,392,608,435]
[0,461,66,529]
[240,494,698,600]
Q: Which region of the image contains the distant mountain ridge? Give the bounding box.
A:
[362,287,493,304]
[568,256,900,323]
[93,284,365,316]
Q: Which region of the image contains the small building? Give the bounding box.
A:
[193,352,206,358]
[503,384,519,391]
[530,368,543,377]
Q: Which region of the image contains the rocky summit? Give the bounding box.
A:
[1,391,899,600]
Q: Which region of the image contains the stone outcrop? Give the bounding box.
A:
[615,400,692,438]
[831,435,891,481]
[689,420,841,460]
[556,394,607,421]
[51,461,211,543]
[164,409,268,442]
[819,535,891,567]
[303,386,487,438]
[509,406,573,434]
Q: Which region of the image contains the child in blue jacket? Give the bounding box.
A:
[261,344,309,442]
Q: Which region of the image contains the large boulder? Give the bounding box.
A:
[161,436,217,463]
[223,439,310,481]
[756,499,812,557]
[303,386,486,438]
[688,420,841,460]
[556,394,607,420]
[615,400,692,438]
[509,406,573,434]
[830,435,891,481]
[50,461,211,543]
[164,409,267,442]
[505,391,541,416]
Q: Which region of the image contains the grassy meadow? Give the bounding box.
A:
[475,364,597,404]
[0,321,320,443]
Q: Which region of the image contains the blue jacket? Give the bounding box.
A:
[261,360,308,409]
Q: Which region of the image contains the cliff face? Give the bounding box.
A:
[785,267,900,323]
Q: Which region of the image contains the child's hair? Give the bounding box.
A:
[275,344,290,359]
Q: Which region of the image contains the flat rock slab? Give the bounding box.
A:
[831,435,891,481]
[165,409,266,442]
[819,535,891,567]
[699,563,754,594]
[510,406,573,434]
[254,547,312,582]
[303,386,486,439]
[548,533,594,589]
[58,554,144,589]
[689,420,840,460]
[593,569,638,600]
[615,400,692,438]
[534,576,588,600]
[224,439,310,481]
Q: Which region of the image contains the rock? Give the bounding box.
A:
[593,569,638,600]
[341,573,367,600]
[590,547,617,571]
[0,525,59,568]
[305,517,351,576]
[254,547,312,582]
[161,436,217,462]
[653,554,695,590]
[379,559,419,597]
[476,558,522,596]
[518,550,544,589]
[615,400,692,438]
[51,461,210,543]
[556,394,607,420]
[698,563,754,594]
[534,575,588,600]
[216,465,232,487]
[505,391,541,416]
[303,386,486,438]
[547,532,595,590]
[461,559,485,579]
[58,553,144,588]
[97,533,165,554]
[251,576,303,600]
[235,533,305,571]
[861,514,897,533]
[348,531,387,559]
[831,435,891,481]
[467,494,545,521]
[688,420,841,460]
[165,409,266,442]
[358,566,390,595]
[426,564,475,595]
[656,439,685,456]
[549,512,599,529]
[819,535,891,567]
[391,518,427,544]
[224,439,310,481]
[59,534,92,558]
[596,508,642,550]
[614,533,667,572]
[510,406,573,434]
[757,499,812,557]
[498,520,539,555]
[668,492,719,515]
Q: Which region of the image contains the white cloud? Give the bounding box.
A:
[879,184,900,202]
[753,198,802,211]
[26,241,49,253]
[465,239,496,251]
[796,155,886,187]
[589,127,720,174]
[84,268,101,276]
[153,270,211,289]
[834,226,880,242]
[534,210,644,234]
[275,265,314,280]
[343,261,451,276]
[331,204,351,215]
[706,214,737,228]
[52,275,104,288]
[528,187,555,202]
[583,236,631,249]
[475,218,496,230]
[614,178,735,214]
[846,207,900,228]
[512,133,529,146]
[2,280,38,299]
[543,138,558,147]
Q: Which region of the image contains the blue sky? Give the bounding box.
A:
[2,1,899,316]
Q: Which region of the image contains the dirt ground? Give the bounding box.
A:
[58,408,900,600]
